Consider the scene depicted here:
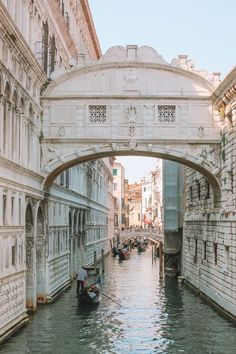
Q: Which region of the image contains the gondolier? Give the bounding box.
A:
[76,266,88,296]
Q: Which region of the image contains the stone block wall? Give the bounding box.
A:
[183,84,236,317]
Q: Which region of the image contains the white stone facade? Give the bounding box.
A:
[0,0,113,343]
[113,162,125,230]
[141,165,162,229]
[183,70,236,317]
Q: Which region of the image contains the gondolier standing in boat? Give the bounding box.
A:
[76,266,88,296]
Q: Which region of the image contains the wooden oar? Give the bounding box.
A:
[87,282,122,307]
[98,289,122,307]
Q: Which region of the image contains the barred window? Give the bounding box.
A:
[89,105,107,124]
[158,105,176,124]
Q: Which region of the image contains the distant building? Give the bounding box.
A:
[141,162,162,229]
[127,183,142,227]
[124,179,129,228]
[113,162,126,230]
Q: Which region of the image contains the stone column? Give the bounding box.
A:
[0,95,4,154]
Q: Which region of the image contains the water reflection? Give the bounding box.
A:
[1,248,236,353]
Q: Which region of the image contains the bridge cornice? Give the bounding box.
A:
[44,60,216,97]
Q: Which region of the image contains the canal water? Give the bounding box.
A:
[1,247,236,354]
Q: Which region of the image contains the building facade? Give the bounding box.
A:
[0,0,113,342]
[141,164,162,229]
[112,161,126,231]
[127,182,142,228]
[183,68,236,317]
[1,0,236,343]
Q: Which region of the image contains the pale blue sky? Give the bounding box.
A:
[89,0,236,182]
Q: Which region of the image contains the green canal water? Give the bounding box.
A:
[1,248,236,354]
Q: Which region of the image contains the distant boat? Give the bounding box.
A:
[118,249,130,260]
[137,243,146,252]
[112,246,119,256]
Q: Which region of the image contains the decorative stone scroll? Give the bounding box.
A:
[199,146,220,174]
[129,140,136,150]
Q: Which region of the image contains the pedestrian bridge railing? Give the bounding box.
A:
[119,229,163,243]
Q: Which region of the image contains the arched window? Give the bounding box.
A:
[3,82,11,155]
[28,105,33,166]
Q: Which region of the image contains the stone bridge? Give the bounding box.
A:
[119,228,163,244]
[41,45,222,198]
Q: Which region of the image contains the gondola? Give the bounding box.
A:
[112,246,119,256]
[118,248,130,260]
[137,243,146,252]
[78,284,101,305]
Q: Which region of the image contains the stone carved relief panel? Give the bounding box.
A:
[0,275,25,325]
[123,69,139,91]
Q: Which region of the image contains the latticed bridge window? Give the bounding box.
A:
[158,105,176,124]
[89,105,107,124]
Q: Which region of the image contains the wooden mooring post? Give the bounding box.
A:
[94,250,97,271]
[101,249,105,273]
[159,241,164,279]
[110,239,113,250]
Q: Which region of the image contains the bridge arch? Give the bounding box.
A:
[41,45,222,199]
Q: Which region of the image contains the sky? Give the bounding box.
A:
[88,0,236,182]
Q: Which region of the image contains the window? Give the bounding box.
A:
[196,181,201,200]
[203,241,207,260]
[113,183,117,191]
[194,239,198,263]
[113,169,118,176]
[224,246,229,270]
[158,105,176,124]
[19,198,21,225]
[205,180,210,199]
[42,21,49,73]
[65,170,70,188]
[89,105,106,124]
[3,195,7,225]
[49,35,56,74]
[12,245,16,266]
[214,243,217,265]
[11,197,14,219]
[189,186,193,202]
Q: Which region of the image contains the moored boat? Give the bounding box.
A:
[137,243,146,252]
[112,246,119,256]
[118,248,131,260]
